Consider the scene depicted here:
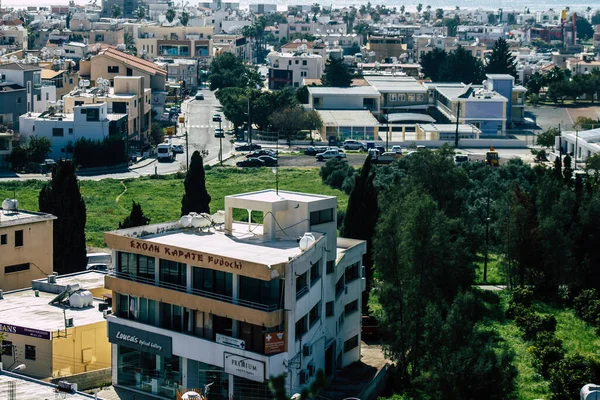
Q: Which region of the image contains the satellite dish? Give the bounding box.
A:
[9,55,18,62]
[103,79,109,86]
[96,77,103,84]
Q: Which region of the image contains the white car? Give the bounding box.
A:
[315,149,347,161]
[390,145,403,154]
[343,140,367,151]
[454,154,469,165]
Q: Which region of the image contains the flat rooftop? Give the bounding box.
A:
[0,371,99,400]
[0,209,56,228]
[318,110,380,127]
[32,271,107,292]
[144,222,311,266]
[227,189,334,204]
[364,76,426,93]
[418,123,481,134]
[308,86,380,97]
[0,288,106,332]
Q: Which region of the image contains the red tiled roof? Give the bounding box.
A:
[98,46,166,77]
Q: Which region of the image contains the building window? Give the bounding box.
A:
[343,335,359,353]
[389,94,397,101]
[310,260,321,286]
[5,263,30,273]
[335,275,345,298]
[68,128,73,134]
[25,345,36,360]
[193,266,233,298]
[344,299,359,316]
[295,314,308,341]
[86,108,100,122]
[108,66,119,73]
[309,301,321,327]
[295,60,299,64]
[1,340,12,356]
[0,234,6,245]
[296,271,308,299]
[303,60,307,66]
[117,252,155,280]
[310,208,334,226]
[80,108,87,114]
[126,67,133,76]
[14,230,23,247]
[17,97,21,104]
[52,128,64,137]
[326,301,334,317]
[326,260,335,274]
[345,262,360,283]
[159,259,187,287]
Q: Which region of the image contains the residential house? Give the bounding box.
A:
[0,63,41,131]
[566,53,600,76]
[366,35,408,61]
[63,76,151,143]
[364,76,428,113]
[307,86,381,114]
[0,25,27,51]
[249,3,277,13]
[556,128,600,161]
[135,26,213,60]
[19,103,128,160]
[267,51,324,89]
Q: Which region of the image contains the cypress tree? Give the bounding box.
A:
[181,151,211,216]
[119,201,150,229]
[341,156,378,313]
[38,160,87,275]
[486,38,517,78]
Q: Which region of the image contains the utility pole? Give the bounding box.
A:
[247,96,252,146]
[218,117,223,166]
[384,110,389,152]
[276,131,280,195]
[483,189,491,282]
[454,102,461,148]
[185,129,189,171]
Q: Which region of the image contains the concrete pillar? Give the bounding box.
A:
[182,357,188,388]
[402,126,406,141]
[186,264,193,293]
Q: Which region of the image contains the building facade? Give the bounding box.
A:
[0,207,55,292]
[0,63,42,131]
[104,189,366,399]
[267,51,324,89]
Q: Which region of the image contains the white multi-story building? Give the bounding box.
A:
[104,189,366,399]
[249,3,277,14]
[19,103,128,160]
[267,51,324,89]
[163,59,199,90]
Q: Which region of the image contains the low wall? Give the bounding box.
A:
[50,367,112,391]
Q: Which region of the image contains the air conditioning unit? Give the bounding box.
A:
[302,344,312,357]
[47,275,57,284]
[103,309,112,319]
[299,370,309,385]
[98,302,109,312]
[65,318,74,328]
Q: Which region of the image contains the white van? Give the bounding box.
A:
[157,143,173,161]
[86,252,112,271]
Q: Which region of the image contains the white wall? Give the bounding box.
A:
[33,86,57,113]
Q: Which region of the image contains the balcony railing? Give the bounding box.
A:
[108,270,280,312]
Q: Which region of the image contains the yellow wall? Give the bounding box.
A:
[51,321,111,377]
[0,219,54,291]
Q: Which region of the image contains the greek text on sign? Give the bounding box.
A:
[264,331,285,354]
[224,353,265,382]
[128,238,243,270]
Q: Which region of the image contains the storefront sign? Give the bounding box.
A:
[216,334,245,350]
[264,331,285,355]
[126,238,243,271]
[108,322,172,357]
[0,323,51,340]
[224,353,265,382]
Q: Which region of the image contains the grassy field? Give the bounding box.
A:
[0,167,348,248]
[479,291,600,400]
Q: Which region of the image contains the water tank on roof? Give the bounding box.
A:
[299,233,316,251]
[69,290,93,308]
[2,199,18,211]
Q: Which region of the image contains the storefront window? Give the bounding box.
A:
[117,345,182,397]
[187,360,229,400]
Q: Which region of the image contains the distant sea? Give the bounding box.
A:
[2,0,596,13]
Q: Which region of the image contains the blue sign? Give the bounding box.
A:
[108,322,172,357]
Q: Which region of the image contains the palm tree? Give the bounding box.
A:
[400,5,405,14]
[416,3,423,13]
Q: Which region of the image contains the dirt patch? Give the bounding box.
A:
[566,107,600,127]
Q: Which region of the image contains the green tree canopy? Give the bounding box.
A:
[486,38,517,78]
[321,57,353,87]
[119,201,150,229]
[209,52,263,90]
[38,160,87,275]
[180,11,189,26]
[181,151,211,215]
[111,3,121,18]
[536,127,560,148]
[420,46,485,84]
[165,8,176,23]
[575,15,594,41]
[420,47,447,81]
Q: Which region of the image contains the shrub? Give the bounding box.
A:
[515,310,557,341]
[73,136,127,168]
[319,158,355,190]
[530,332,565,378]
[573,289,600,325]
[8,136,52,171]
[549,354,600,400]
[512,287,534,308]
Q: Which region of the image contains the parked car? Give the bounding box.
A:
[195,92,204,100]
[343,140,367,151]
[214,128,225,138]
[390,145,403,154]
[246,149,276,158]
[235,143,262,152]
[303,146,329,156]
[257,155,278,166]
[236,158,265,167]
[315,149,346,161]
[213,114,222,122]
[172,144,184,154]
[454,154,469,166]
